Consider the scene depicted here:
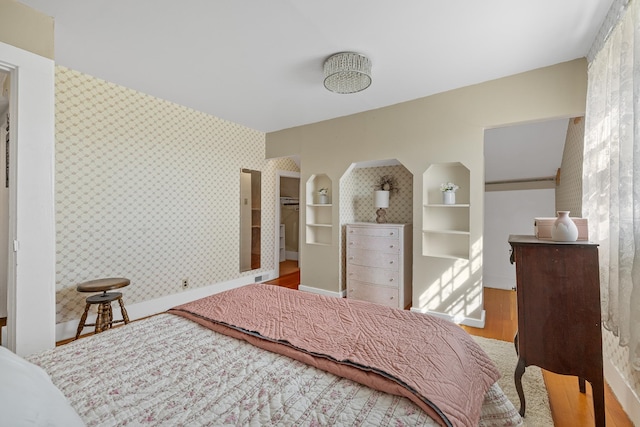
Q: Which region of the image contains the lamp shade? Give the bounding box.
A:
[323,52,372,94]
[374,190,389,209]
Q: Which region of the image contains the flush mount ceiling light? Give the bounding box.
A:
[323,52,372,94]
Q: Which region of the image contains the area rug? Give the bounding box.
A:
[474,335,554,426]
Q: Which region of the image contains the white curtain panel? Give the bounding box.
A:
[583,0,640,371]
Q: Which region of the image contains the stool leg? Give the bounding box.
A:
[106,303,113,330]
[75,303,91,340]
[96,302,108,334]
[118,297,130,324]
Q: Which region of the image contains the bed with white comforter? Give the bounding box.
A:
[3,284,523,426]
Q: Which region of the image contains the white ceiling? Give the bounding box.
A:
[18,0,612,133]
[484,119,570,182]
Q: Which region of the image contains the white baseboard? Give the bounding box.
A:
[604,354,640,425]
[410,307,486,328]
[285,251,298,261]
[298,284,345,298]
[56,270,275,342]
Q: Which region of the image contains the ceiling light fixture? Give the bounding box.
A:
[323,52,372,94]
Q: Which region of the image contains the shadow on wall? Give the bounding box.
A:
[416,237,483,322]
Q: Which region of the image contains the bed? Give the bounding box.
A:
[6,284,523,426]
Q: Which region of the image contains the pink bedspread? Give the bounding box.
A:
[169,284,500,427]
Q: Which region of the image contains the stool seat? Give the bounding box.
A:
[75,278,130,340]
[77,277,130,293]
[86,291,123,304]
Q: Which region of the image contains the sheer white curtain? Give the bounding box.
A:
[583,0,640,370]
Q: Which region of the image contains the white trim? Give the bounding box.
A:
[604,354,640,425]
[298,284,345,298]
[0,42,55,356]
[284,250,298,260]
[56,271,275,342]
[410,307,487,328]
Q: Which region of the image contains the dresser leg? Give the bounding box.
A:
[592,378,606,427]
[579,377,586,393]
[514,357,526,417]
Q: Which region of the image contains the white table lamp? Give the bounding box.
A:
[374,190,389,223]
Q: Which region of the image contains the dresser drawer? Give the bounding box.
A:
[347,248,399,269]
[347,226,400,238]
[347,280,400,308]
[346,264,399,287]
[347,235,400,252]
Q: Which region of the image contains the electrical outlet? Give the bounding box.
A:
[181,278,189,289]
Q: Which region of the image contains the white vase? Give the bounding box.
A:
[318,194,329,204]
[551,211,578,242]
[443,190,455,205]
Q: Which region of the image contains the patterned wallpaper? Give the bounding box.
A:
[55,66,298,323]
[339,165,413,224]
[556,116,585,216]
[338,164,413,287]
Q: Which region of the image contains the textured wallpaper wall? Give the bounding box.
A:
[55,66,298,324]
[339,164,413,225]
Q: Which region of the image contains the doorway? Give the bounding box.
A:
[275,170,300,280]
[0,70,7,345]
[0,41,56,355]
[483,118,570,290]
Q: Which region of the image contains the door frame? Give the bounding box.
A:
[274,169,300,278]
[0,41,56,356]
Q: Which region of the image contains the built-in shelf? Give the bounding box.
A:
[279,224,285,262]
[422,163,470,260]
[306,174,333,245]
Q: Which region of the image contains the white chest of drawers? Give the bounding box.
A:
[346,223,412,309]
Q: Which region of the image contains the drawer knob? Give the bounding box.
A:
[349,256,353,260]
[389,261,394,264]
[390,296,394,299]
[389,245,394,248]
[349,230,353,233]
[389,278,394,282]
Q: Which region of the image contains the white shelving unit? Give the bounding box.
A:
[306,174,332,246]
[279,224,286,262]
[422,162,470,260]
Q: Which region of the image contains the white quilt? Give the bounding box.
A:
[26,314,521,426]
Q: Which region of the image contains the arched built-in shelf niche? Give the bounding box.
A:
[305,173,332,246]
[422,162,470,260]
[339,159,413,290]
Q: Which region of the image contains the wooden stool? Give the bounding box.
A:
[75,278,131,340]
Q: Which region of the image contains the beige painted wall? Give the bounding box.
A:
[267,59,587,323]
[0,0,54,59]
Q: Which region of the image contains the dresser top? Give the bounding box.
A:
[508,234,598,246]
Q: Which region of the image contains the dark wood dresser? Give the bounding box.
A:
[508,234,604,426]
